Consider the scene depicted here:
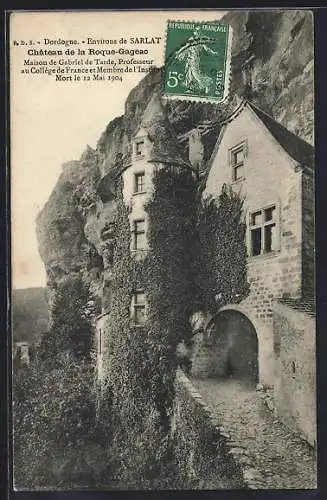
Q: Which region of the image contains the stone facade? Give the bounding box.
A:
[94,96,315,446]
[301,170,315,298]
[193,101,314,388]
[273,302,316,447]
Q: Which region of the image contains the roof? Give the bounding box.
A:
[199,98,314,192]
[278,297,316,317]
[247,101,314,171]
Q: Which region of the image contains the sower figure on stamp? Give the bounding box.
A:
[174,26,219,95]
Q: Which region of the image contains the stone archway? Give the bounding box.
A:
[208,310,259,383]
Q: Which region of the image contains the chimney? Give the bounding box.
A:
[188,128,204,171]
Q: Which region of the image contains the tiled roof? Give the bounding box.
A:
[247,102,314,171]
[278,297,316,317]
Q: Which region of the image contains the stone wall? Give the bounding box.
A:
[190,332,215,379]
[172,369,263,489]
[301,170,315,298]
[273,302,316,447]
[202,104,304,386]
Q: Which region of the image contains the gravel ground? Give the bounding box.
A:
[191,377,317,489]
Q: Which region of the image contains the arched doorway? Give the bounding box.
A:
[208,310,259,383]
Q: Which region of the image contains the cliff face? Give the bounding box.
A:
[36,10,314,318]
[228,9,314,143]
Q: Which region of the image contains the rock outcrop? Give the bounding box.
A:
[36,10,314,320]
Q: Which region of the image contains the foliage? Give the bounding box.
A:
[195,184,250,315]
[143,167,198,425]
[170,375,244,489]
[13,276,108,489]
[101,172,248,488]
[16,172,249,490]
[103,166,198,487]
[39,275,95,363]
[13,355,99,489]
[99,199,170,487]
[109,410,178,489]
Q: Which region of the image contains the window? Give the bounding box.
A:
[21,344,29,356]
[134,172,145,193]
[133,219,146,250]
[16,343,29,364]
[249,205,278,256]
[230,144,245,181]
[135,140,145,157]
[132,291,146,326]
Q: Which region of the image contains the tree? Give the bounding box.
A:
[39,275,95,362]
[13,355,98,489]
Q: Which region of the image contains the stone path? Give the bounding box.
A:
[191,378,317,489]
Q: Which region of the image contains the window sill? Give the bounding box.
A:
[129,319,146,328]
[247,250,280,262]
[133,191,147,196]
[130,249,149,260]
[232,177,245,185]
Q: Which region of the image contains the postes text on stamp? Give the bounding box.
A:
[163,20,232,104]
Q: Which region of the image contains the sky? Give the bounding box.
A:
[11,10,226,289]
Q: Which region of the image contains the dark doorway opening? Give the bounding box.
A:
[210,310,259,383]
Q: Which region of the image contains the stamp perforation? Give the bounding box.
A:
[162,19,233,105]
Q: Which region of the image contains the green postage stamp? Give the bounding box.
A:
[163,20,232,104]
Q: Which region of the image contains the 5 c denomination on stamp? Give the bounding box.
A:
[163,20,232,104]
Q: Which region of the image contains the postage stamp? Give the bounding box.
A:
[163,20,233,104]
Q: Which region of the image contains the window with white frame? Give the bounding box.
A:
[248,204,278,257]
[230,142,246,181]
[134,172,145,193]
[132,219,146,250]
[132,291,146,326]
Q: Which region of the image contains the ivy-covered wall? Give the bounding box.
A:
[171,369,246,489]
[195,184,249,316]
[190,185,250,377]
[97,153,250,486]
[100,165,198,486]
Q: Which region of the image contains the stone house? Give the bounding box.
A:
[95,95,315,445]
[187,99,315,445]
